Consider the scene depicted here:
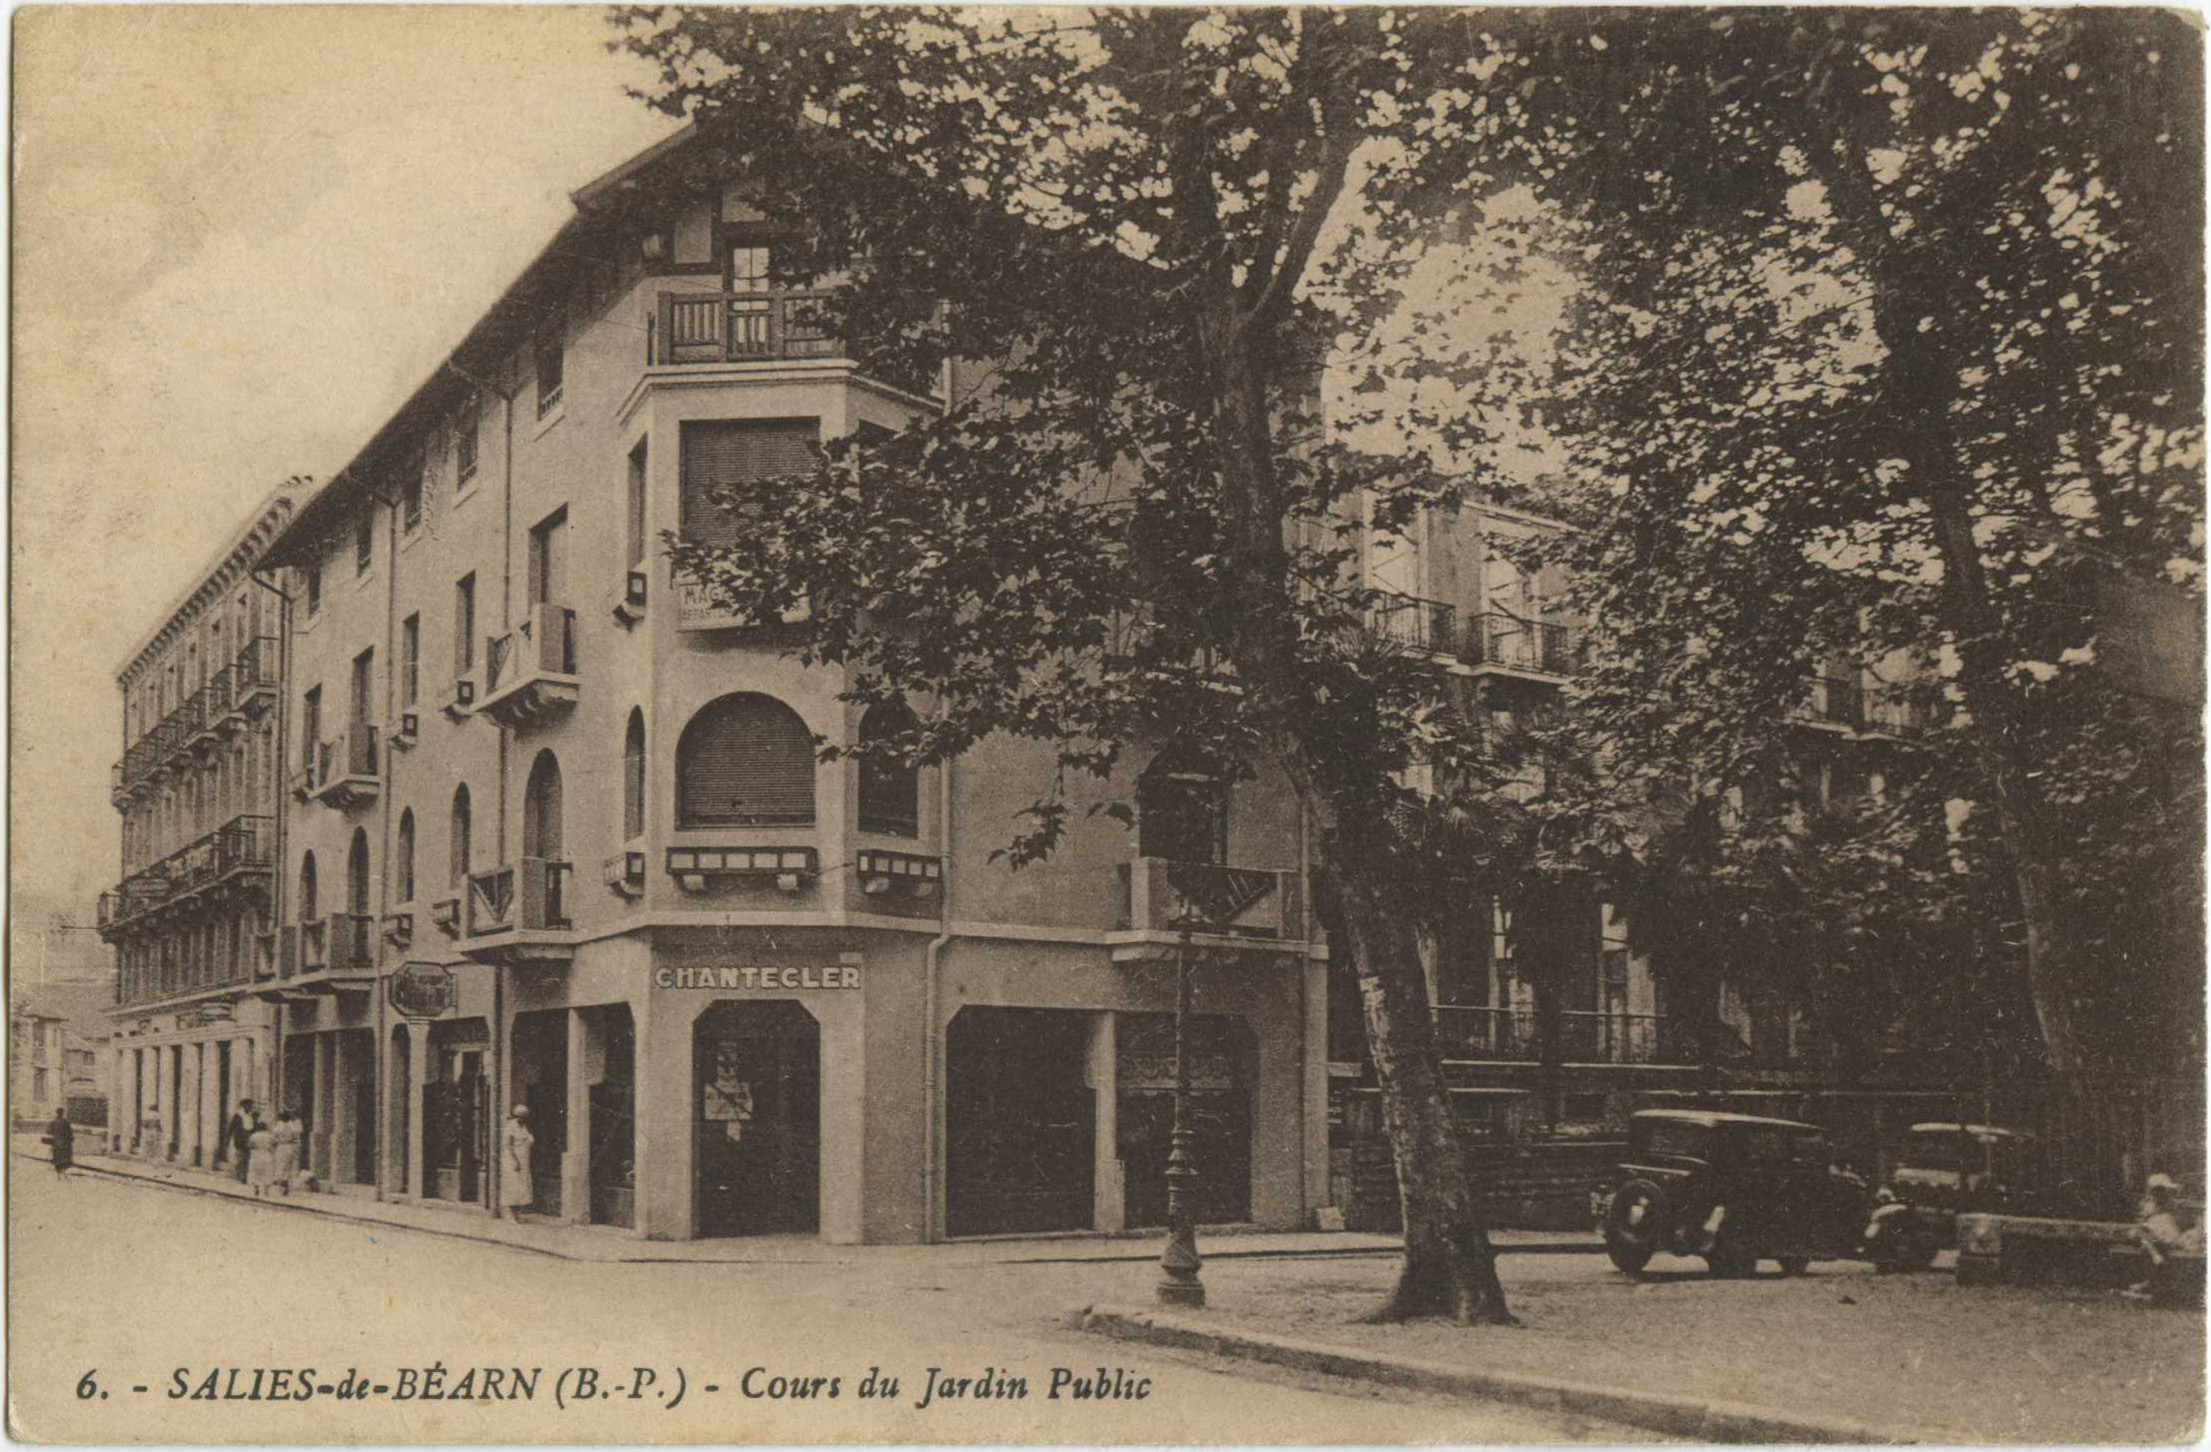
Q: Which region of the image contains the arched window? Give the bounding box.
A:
[857,700,920,837]
[348,828,372,915]
[396,809,416,904]
[450,786,472,889]
[1138,745,1228,864]
[623,709,646,842]
[675,693,815,828]
[298,851,319,923]
[524,750,564,860]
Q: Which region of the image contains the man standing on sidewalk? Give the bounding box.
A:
[224,1099,257,1185]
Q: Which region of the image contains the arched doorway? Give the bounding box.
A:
[525,750,563,859]
[693,1000,819,1236]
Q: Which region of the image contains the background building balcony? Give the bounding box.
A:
[1797,672,1865,730]
[1467,613,1586,677]
[477,603,579,729]
[1368,592,1458,655]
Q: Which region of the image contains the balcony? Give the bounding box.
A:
[462,858,575,965]
[1111,858,1302,963]
[1560,1011,1673,1064]
[228,637,278,721]
[309,723,380,809]
[1432,1005,1677,1065]
[649,289,841,367]
[300,918,329,971]
[476,603,579,729]
[316,912,377,986]
[93,814,274,940]
[1797,673,1865,731]
[1467,613,1586,678]
[188,670,232,753]
[1368,593,1457,656]
[1434,1004,1539,1060]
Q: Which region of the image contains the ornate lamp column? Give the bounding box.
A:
[1157,909,1205,1307]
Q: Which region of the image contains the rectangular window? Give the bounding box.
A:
[351,648,374,724]
[301,686,321,771]
[679,419,821,550]
[402,457,424,532]
[456,394,480,484]
[528,507,568,606]
[401,614,420,707]
[306,560,323,617]
[535,329,565,418]
[355,512,375,575]
[454,574,476,674]
[627,441,648,570]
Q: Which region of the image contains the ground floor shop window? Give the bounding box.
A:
[945,1007,1095,1237]
[424,1020,489,1203]
[694,1000,819,1237]
[1117,1013,1254,1228]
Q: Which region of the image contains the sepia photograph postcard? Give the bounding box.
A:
[9,4,2207,1444]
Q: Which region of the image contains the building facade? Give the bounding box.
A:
[231,130,1329,1242]
[97,493,296,1162]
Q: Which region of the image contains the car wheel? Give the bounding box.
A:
[1777,1256,1811,1277]
[1604,1179,1663,1276]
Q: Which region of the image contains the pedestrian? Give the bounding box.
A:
[43,1107,74,1177]
[2138,1172,2203,1261]
[272,1106,303,1196]
[224,1098,257,1184]
[501,1105,534,1221]
[246,1113,278,1198]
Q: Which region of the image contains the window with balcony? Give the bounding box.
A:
[858,701,920,837]
[456,392,480,485]
[676,692,815,828]
[301,686,321,774]
[298,851,318,922]
[535,328,565,418]
[1137,747,1228,865]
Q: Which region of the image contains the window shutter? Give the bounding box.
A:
[679,420,823,550]
[677,694,815,827]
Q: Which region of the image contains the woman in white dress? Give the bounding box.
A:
[501,1106,535,1220]
[272,1109,303,1195]
[245,1116,278,1198]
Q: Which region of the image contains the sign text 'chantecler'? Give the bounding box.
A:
[654,964,860,990]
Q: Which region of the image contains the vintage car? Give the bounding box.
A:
[1864,1122,2042,1271]
[1595,1109,1868,1277]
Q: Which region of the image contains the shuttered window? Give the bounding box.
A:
[679,419,822,550]
[677,693,815,827]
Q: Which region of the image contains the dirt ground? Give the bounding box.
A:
[1170,1253,2205,1444]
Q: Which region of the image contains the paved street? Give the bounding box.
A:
[10,1162,1629,1443]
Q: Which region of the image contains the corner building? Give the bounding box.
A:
[255,129,1329,1242]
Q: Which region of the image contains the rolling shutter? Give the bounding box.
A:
[679,419,823,550]
[678,694,816,827]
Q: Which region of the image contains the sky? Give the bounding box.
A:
[11,7,678,944]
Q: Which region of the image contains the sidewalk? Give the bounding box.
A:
[21,1143,1597,1265]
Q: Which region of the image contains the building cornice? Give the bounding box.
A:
[117,489,302,685]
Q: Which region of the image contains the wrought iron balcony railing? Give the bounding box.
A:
[1368,592,1458,655]
[1467,613,1586,676]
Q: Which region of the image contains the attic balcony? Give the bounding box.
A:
[476,603,579,730]
[1467,613,1587,679]
[648,289,841,368]
[309,723,380,809]
[461,858,576,966]
[1110,857,1304,965]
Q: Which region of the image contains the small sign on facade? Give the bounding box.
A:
[388,962,458,1018]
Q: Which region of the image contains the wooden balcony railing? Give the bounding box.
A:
[466,858,572,938]
[649,289,841,367]
[1468,613,1586,675]
[479,604,580,728]
[326,912,376,971]
[1113,858,1300,940]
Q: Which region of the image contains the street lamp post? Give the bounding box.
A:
[1157,911,1205,1307]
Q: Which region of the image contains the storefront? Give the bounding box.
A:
[108,997,275,1166]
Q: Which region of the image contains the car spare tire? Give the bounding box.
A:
[1605,1178,1664,1274]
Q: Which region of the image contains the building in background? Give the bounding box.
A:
[97,491,297,1160]
[246,126,1327,1242]
[12,983,116,1131]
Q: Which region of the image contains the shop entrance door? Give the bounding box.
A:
[945,1008,1096,1236]
[425,1043,487,1203]
[693,1001,819,1237]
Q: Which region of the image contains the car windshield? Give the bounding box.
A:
[1638,1120,1710,1158]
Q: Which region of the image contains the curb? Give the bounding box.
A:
[1070,1304,1968,1445]
[34,1152,1602,1266]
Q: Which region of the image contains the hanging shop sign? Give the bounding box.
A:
[388,963,458,1019]
[653,964,860,991]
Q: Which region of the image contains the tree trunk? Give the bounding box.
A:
[1325,843,1515,1324]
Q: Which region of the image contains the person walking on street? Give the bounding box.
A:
[43,1108,74,1177]
[272,1107,303,1196]
[225,1099,256,1185]
[246,1114,278,1198]
[501,1105,534,1220]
